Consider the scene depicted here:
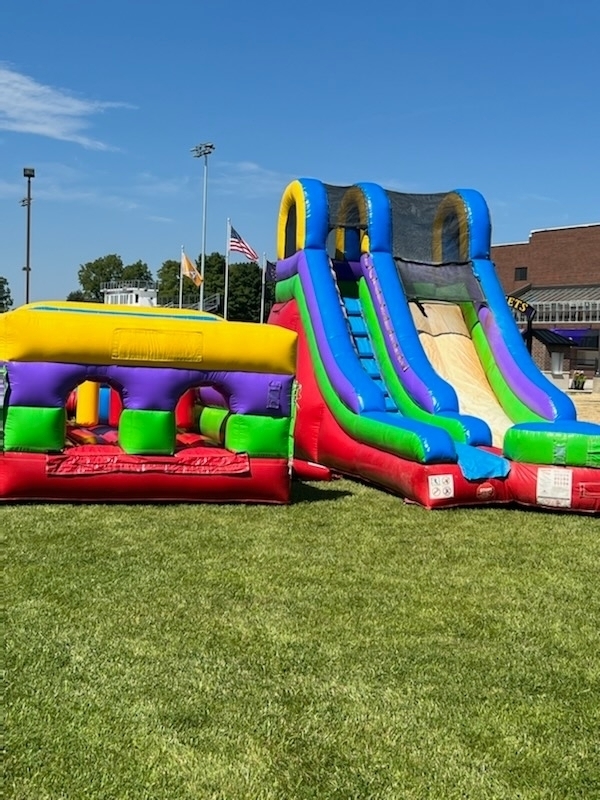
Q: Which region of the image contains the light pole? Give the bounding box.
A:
[191,142,215,311]
[21,167,35,304]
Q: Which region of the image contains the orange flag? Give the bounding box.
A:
[181,251,202,286]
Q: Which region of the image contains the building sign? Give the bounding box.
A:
[506,295,537,320]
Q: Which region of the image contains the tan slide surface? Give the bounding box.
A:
[409,302,513,447]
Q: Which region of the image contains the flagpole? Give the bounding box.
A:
[260,252,267,324]
[179,245,184,309]
[223,218,231,320]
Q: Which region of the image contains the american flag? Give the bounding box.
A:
[229,226,259,261]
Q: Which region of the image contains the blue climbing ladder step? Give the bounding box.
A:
[341,294,397,412]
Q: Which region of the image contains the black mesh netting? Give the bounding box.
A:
[320,183,482,303]
[323,184,352,226]
[396,260,485,304]
[323,184,463,263]
[387,190,455,262]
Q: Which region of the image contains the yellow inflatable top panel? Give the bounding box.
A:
[0,302,297,374]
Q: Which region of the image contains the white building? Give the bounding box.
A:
[101,280,158,306]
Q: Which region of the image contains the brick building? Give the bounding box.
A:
[491,223,600,381]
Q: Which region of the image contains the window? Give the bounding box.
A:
[514,266,528,281]
[551,351,564,376]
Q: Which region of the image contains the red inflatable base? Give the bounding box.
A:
[501,459,600,514]
[292,458,334,482]
[271,301,600,514]
[0,445,291,504]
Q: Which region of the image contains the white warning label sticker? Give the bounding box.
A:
[428,474,455,500]
[536,468,573,508]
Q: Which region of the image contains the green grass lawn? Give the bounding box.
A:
[5,479,600,800]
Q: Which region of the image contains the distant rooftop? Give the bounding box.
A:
[493,222,599,248]
[519,285,600,304]
[529,223,599,235]
[530,329,576,347]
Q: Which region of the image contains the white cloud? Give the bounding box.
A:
[521,193,559,204]
[214,164,424,198]
[134,172,186,196]
[215,160,292,198]
[0,64,134,150]
[0,164,137,209]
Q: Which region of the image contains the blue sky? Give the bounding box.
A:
[1,0,598,305]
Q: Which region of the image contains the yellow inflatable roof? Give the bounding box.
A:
[0,302,297,374]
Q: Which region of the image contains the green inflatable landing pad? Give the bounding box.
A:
[503,421,600,468]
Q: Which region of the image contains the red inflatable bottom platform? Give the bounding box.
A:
[0,434,291,504]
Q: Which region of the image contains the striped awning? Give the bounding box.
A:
[519,285,600,303]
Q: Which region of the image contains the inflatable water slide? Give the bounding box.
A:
[269,178,600,512]
[0,302,297,503]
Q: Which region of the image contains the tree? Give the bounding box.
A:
[74,254,125,302]
[156,257,201,307]
[0,275,13,312]
[68,255,154,303]
[191,253,261,319]
[157,259,181,297]
[65,290,90,303]
[122,260,153,283]
[62,250,269,319]
[204,252,226,312]
[157,252,227,312]
[227,261,262,322]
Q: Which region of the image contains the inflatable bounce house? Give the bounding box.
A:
[268,178,600,513]
[1,179,599,512]
[0,303,297,503]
